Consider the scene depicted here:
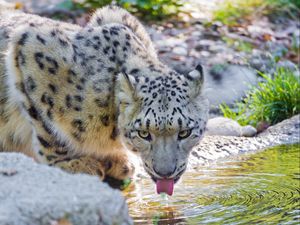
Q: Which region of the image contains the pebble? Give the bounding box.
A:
[172,46,188,56]
[195,39,215,51]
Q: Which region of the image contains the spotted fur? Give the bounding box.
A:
[0,5,209,182]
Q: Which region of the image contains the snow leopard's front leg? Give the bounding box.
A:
[50,149,135,181]
[46,150,135,181]
[39,134,135,181]
[49,154,106,180]
[101,151,135,181]
[33,137,105,179]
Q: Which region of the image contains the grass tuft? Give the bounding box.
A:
[220,68,300,127]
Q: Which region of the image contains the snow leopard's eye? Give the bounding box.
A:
[138,130,152,141]
[178,129,192,140]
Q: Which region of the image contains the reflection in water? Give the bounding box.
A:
[123,144,300,224]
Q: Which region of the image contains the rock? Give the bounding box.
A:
[172,46,188,56]
[241,125,258,137]
[203,64,258,108]
[208,44,229,53]
[200,50,210,57]
[195,39,215,51]
[247,23,274,39]
[0,153,133,225]
[205,117,257,137]
[258,115,300,145]
[156,38,187,48]
[277,60,300,76]
[191,30,202,37]
[189,115,300,167]
[249,49,299,76]
[7,0,63,13]
[249,50,276,74]
[266,42,289,59]
[0,0,16,10]
[147,27,164,42]
[256,121,270,133]
[210,21,223,31]
[189,49,201,58]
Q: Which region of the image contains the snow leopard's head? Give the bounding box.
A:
[118,64,209,184]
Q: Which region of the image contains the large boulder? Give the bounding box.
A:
[203,64,258,109]
[205,117,257,137]
[0,153,133,225]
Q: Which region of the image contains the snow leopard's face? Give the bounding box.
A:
[118,65,209,182]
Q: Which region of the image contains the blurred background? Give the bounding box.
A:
[5,0,300,130]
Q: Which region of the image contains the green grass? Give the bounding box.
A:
[64,0,183,20]
[213,0,300,26]
[220,68,300,127]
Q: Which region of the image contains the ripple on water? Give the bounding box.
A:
[123,144,300,225]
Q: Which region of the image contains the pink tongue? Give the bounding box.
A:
[156,179,174,196]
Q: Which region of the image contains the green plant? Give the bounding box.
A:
[220,68,300,127]
[213,0,300,26]
[220,102,250,126]
[213,1,254,26]
[121,0,183,20]
[71,0,183,20]
[74,0,112,9]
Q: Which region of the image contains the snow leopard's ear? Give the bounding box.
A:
[122,72,136,93]
[186,64,204,98]
[118,72,138,104]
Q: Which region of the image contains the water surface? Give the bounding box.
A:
[124,144,300,224]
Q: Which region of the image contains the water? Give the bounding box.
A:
[123,144,300,224]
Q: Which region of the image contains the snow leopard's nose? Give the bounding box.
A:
[153,164,177,178]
